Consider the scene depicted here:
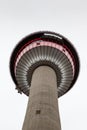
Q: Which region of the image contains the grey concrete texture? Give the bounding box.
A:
[22,66,61,130]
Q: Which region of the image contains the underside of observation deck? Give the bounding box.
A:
[10,31,80,97]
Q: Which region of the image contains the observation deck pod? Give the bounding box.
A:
[10,31,80,97]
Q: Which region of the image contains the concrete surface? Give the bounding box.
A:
[22,66,61,130]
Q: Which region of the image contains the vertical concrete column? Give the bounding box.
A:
[22,66,61,130]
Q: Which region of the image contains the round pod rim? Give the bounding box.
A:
[10,31,80,97]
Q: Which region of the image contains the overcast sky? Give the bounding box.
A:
[0,0,87,130]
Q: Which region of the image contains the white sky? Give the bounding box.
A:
[0,0,87,130]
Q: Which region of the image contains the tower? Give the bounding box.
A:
[10,31,80,130]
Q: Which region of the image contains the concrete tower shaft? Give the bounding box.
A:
[22,66,61,130]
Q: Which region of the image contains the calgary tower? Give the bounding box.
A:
[10,31,80,130]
